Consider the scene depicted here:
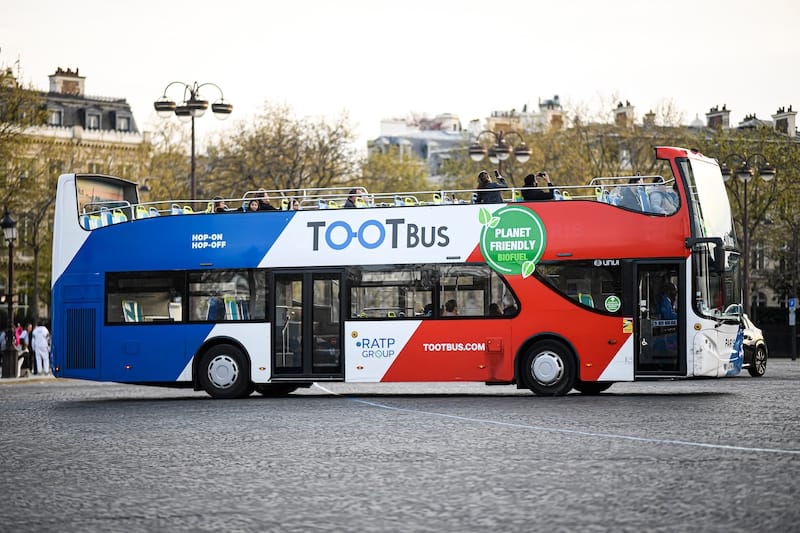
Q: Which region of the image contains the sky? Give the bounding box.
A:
[1,0,798,151]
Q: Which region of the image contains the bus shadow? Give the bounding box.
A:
[56,389,732,407]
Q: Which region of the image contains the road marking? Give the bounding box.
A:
[313,384,800,456]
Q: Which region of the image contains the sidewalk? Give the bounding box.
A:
[0,373,57,385]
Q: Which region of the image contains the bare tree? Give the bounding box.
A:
[207,103,359,196]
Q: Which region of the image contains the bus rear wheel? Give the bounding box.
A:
[521,341,576,396]
[198,345,253,399]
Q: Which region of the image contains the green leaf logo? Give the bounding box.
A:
[522,261,536,278]
[478,208,491,226]
[478,205,547,277]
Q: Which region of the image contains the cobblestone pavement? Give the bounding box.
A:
[1,362,799,532]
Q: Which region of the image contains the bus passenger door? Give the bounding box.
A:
[272,271,344,379]
[635,263,684,375]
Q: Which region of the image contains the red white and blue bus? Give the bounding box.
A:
[51,146,744,397]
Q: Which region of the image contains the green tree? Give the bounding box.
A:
[360,145,429,193]
[143,120,193,201]
[690,126,799,318]
[0,67,46,210]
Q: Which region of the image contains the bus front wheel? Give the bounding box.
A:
[521,341,576,396]
[198,345,253,399]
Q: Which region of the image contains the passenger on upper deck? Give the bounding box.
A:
[617,177,645,211]
[476,170,507,204]
[212,196,228,213]
[246,199,260,212]
[291,198,301,210]
[344,188,365,208]
[648,177,678,214]
[257,189,277,211]
[522,172,555,201]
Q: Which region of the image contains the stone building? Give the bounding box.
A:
[1,67,149,320]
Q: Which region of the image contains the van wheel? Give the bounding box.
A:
[198,344,252,399]
[748,346,767,377]
[521,340,576,396]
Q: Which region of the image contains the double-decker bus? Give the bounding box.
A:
[51,146,744,397]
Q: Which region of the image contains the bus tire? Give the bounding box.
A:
[197,344,253,399]
[255,384,299,396]
[521,340,576,396]
[573,380,613,395]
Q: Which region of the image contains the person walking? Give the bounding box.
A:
[31,320,51,376]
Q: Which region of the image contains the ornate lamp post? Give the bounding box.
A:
[468,130,531,185]
[154,82,233,200]
[721,153,776,317]
[1,208,18,378]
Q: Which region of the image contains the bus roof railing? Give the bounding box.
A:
[77,174,680,229]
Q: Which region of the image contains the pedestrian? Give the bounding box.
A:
[31,320,51,376]
[19,323,33,373]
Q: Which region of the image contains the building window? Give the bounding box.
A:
[86,113,101,129]
[753,243,765,271]
[117,116,130,131]
[48,109,63,126]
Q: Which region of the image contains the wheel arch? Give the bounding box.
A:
[514,332,579,389]
[192,335,251,391]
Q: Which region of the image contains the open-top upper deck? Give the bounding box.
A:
[75,174,681,231]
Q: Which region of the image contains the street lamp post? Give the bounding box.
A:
[154,82,233,200]
[720,153,776,317]
[468,130,531,185]
[1,208,18,378]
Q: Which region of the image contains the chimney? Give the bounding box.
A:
[772,106,796,136]
[49,67,85,96]
[643,110,656,128]
[706,104,730,130]
[614,100,634,128]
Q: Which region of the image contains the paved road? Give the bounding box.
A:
[1,362,799,532]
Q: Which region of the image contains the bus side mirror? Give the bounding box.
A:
[685,237,726,273]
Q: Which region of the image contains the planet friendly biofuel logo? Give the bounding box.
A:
[478,206,546,278]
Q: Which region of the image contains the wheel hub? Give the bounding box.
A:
[207,354,239,389]
[531,351,564,385]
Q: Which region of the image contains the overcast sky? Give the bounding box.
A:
[2,0,798,149]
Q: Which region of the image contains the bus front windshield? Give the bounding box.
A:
[682,156,742,319]
[682,157,736,248]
